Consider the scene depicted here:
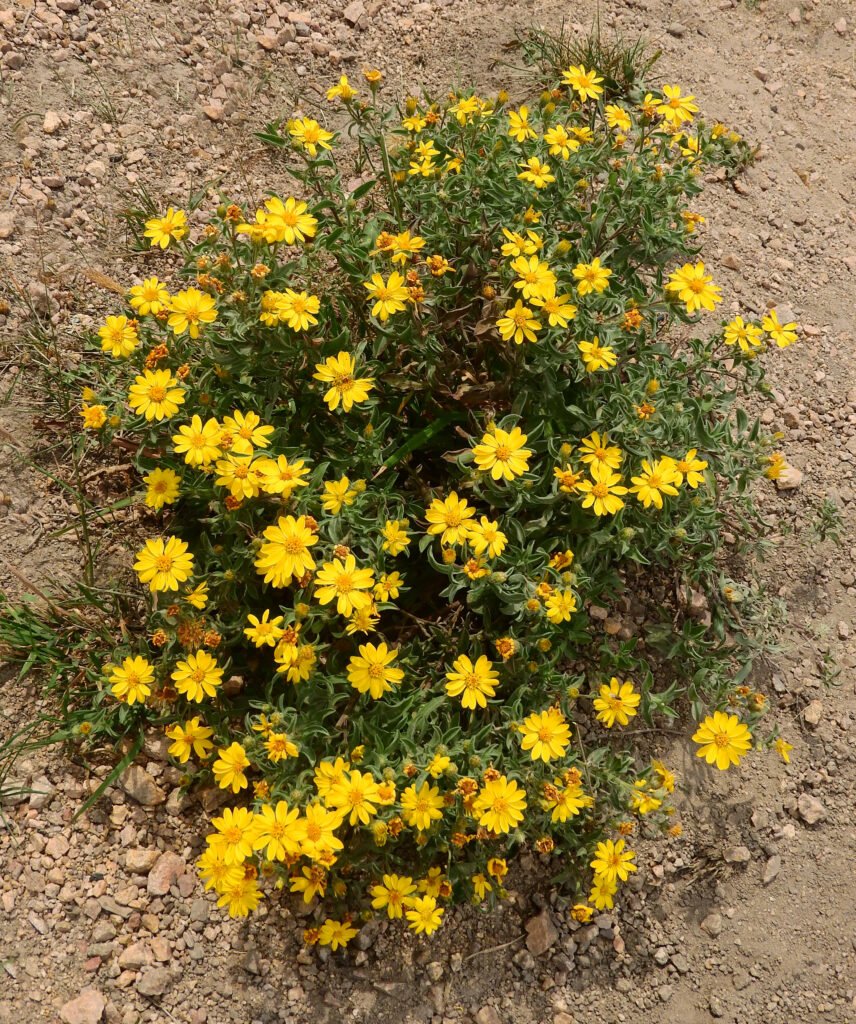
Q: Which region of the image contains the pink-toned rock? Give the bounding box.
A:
[59,988,106,1024]
[125,848,160,875]
[146,852,186,896]
[43,110,61,134]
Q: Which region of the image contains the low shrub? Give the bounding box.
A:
[2,40,798,944]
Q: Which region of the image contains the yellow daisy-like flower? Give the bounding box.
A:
[128,369,185,422]
[347,641,404,699]
[496,299,542,345]
[510,255,557,301]
[579,431,622,470]
[165,717,214,763]
[143,467,181,510]
[80,404,107,429]
[401,781,445,831]
[381,518,411,555]
[252,801,302,862]
[321,476,359,514]
[109,655,154,705]
[277,289,321,332]
[312,351,375,412]
[577,462,629,516]
[467,516,507,560]
[246,195,318,245]
[593,677,641,728]
[561,64,604,101]
[254,514,318,588]
[172,415,223,467]
[171,649,223,702]
[629,457,680,509]
[531,289,577,327]
[573,257,612,295]
[425,491,475,546]
[517,156,555,188]
[723,315,763,352]
[545,590,577,624]
[289,116,334,156]
[243,609,285,648]
[673,449,708,488]
[99,315,138,358]
[363,271,410,321]
[554,465,583,494]
[212,742,251,793]
[129,276,170,316]
[209,806,257,865]
[144,207,187,249]
[473,775,527,833]
[296,803,345,861]
[507,104,537,142]
[326,74,357,102]
[657,85,699,125]
[133,535,193,591]
[591,838,637,883]
[167,287,217,339]
[327,769,381,826]
[217,876,262,918]
[762,308,798,348]
[500,228,542,258]
[314,555,375,617]
[256,454,310,498]
[370,874,417,919]
[774,737,793,764]
[605,104,631,131]
[266,731,298,762]
[543,124,579,159]
[692,711,752,770]
[214,453,263,501]
[445,653,498,710]
[666,261,722,314]
[405,895,444,935]
[630,779,662,815]
[222,410,275,454]
[519,707,571,762]
[318,919,358,951]
[471,426,532,482]
[578,337,617,373]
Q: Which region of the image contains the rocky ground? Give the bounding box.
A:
[1,0,855,1022]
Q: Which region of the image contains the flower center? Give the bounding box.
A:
[305,823,321,842]
[592,483,609,499]
[154,555,173,572]
[714,732,730,748]
[464,673,480,690]
[224,827,242,845]
[149,385,167,402]
[335,573,354,594]
[494,445,511,462]
[282,536,305,555]
[367,664,384,679]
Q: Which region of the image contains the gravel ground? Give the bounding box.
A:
[1,1,855,1023]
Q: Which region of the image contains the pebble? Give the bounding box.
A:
[525,909,559,956]
[475,1007,502,1024]
[701,912,723,937]
[723,845,751,864]
[775,464,804,490]
[797,793,827,826]
[120,765,166,807]
[43,110,62,134]
[762,855,781,885]
[125,848,160,874]
[135,967,172,997]
[58,988,106,1024]
[146,852,186,896]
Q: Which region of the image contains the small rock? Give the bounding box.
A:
[426,961,444,982]
[797,792,826,826]
[658,984,673,1003]
[120,765,166,807]
[118,942,152,970]
[126,849,160,875]
[43,110,62,134]
[29,775,56,809]
[723,845,751,864]
[775,464,803,491]
[709,995,725,1018]
[653,947,670,966]
[46,835,70,858]
[762,855,781,885]
[666,22,686,37]
[671,953,690,974]
[189,898,210,923]
[554,1014,575,1024]
[135,967,171,998]
[834,17,847,34]
[782,407,800,428]
[0,211,15,239]
[701,912,722,937]
[803,699,823,727]
[525,909,559,956]
[342,0,366,26]
[475,1008,502,1024]
[59,988,106,1024]
[146,852,185,896]
[202,104,224,122]
[787,6,801,24]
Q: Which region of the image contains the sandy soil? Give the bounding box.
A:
[1,0,855,1022]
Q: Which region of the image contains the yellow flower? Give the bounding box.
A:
[554,465,583,494]
[589,873,618,910]
[692,711,752,770]
[165,717,214,763]
[238,196,318,246]
[133,535,193,591]
[297,803,345,861]
[571,903,594,923]
[762,308,798,348]
[579,431,622,470]
[172,415,223,466]
[605,104,631,131]
[519,707,570,762]
[578,337,617,372]
[144,467,181,510]
[630,457,680,509]
[171,649,223,702]
[326,74,357,102]
[591,838,637,883]
[374,571,403,601]
[254,514,318,588]
[507,105,536,142]
[109,656,154,705]
[543,124,579,159]
[472,873,492,901]
[144,207,187,249]
[214,453,263,501]
[266,731,298,762]
[128,369,185,422]
[370,874,417,919]
[244,610,285,648]
[327,769,381,826]
[222,410,275,454]
[427,753,452,777]
[573,258,612,295]
[402,113,427,132]
[500,228,542,258]
[723,316,763,352]
[168,287,217,339]
[630,779,662,815]
[363,271,410,321]
[256,454,310,498]
[577,463,629,516]
[209,806,256,865]
[541,780,593,823]
[277,288,321,332]
[80,404,107,429]
[657,85,699,125]
[322,476,359,514]
[545,590,577,624]
[290,865,328,903]
[473,775,527,833]
[425,491,475,546]
[561,64,604,101]
[401,781,445,831]
[405,895,444,935]
[531,289,577,327]
[517,156,555,188]
[289,116,334,156]
[347,641,403,699]
[252,801,302,861]
[129,276,170,316]
[510,255,556,301]
[673,449,707,489]
[389,230,426,264]
[313,351,375,412]
[212,741,250,793]
[445,653,498,710]
[99,315,138,358]
[317,919,357,951]
[594,677,641,728]
[217,876,262,918]
[651,759,676,793]
[666,261,722,314]
[496,299,542,345]
[471,426,532,482]
[381,518,411,555]
[467,516,507,559]
[314,555,375,617]
[774,737,793,764]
